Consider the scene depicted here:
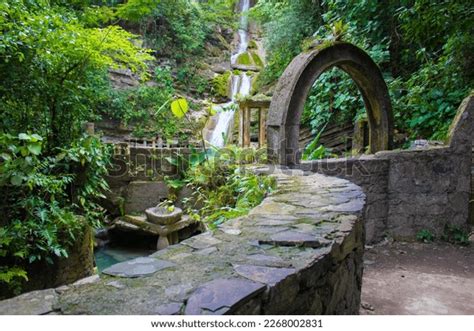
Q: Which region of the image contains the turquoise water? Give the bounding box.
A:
[94,246,154,272]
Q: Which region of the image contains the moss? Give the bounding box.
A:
[248,40,258,50]
[251,51,264,67]
[236,52,252,66]
[211,71,231,98]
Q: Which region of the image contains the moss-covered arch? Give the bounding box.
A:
[267,42,394,165]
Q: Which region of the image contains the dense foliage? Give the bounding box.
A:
[0,0,149,295]
[0,133,111,296]
[117,0,236,60]
[1,0,471,298]
[0,0,153,148]
[165,146,275,229]
[252,0,473,143]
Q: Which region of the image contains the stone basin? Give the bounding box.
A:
[145,206,183,225]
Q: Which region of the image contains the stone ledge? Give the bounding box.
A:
[0,170,366,315]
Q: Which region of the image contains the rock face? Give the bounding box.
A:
[0,170,366,315]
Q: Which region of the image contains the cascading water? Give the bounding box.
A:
[209,0,252,147]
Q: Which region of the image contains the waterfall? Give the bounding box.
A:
[209,0,252,148]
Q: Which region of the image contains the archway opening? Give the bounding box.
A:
[300,67,367,160]
[267,42,394,165]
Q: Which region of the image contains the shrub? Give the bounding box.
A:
[0,133,111,297]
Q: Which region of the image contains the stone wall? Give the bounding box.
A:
[299,96,473,242]
[108,146,191,187]
[0,169,366,315]
[471,140,474,225]
[300,156,389,243]
[103,146,193,215]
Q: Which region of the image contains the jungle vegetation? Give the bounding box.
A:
[0,0,472,296]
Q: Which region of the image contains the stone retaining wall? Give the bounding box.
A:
[470,145,474,225]
[300,96,473,243]
[300,156,389,243]
[103,146,192,215]
[0,169,366,315]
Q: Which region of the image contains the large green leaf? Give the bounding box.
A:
[18,133,31,141]
[10,174,23,186]
[27,142,42,155]
[171,98,189,119]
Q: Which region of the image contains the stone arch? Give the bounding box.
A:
[267,42,394,165]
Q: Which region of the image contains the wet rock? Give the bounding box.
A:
[1,172,366,315]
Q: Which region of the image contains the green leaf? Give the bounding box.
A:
[18,133,31,141]
[10,174,23,186]
[30,134,43,142]
[208,104,217,116]
[166,179,185,189]
[165,157,178,166]
[171,98,189,119]
[27,143,42,155]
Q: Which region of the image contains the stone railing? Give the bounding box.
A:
[0,168,365,315]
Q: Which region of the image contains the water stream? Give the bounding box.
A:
[209,0,252,147]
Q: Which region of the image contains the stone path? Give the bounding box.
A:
[0,168,366,315]
[361,241,474,314]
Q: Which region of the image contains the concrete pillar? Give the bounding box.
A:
[259,107,267,148]
[239,106,244,147]
[352,119,369,155]
[84,122,95,135]
[243,106,251,147]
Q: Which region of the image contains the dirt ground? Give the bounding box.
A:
[360,239,474,315]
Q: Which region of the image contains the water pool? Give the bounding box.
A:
[94,246,154,272]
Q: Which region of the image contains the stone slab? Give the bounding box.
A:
[260,231,328,248]
[233,265,296,285]
[0,289,57,315]
[184,278,266,315]
[181,233,222,250]
[102,257,175,278]
[155,303,183,315]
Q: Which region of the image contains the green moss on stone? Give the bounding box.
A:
[236,52,252,66]
[248,40,258,50]
[211,71,231,98]
[251,51,264,67]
